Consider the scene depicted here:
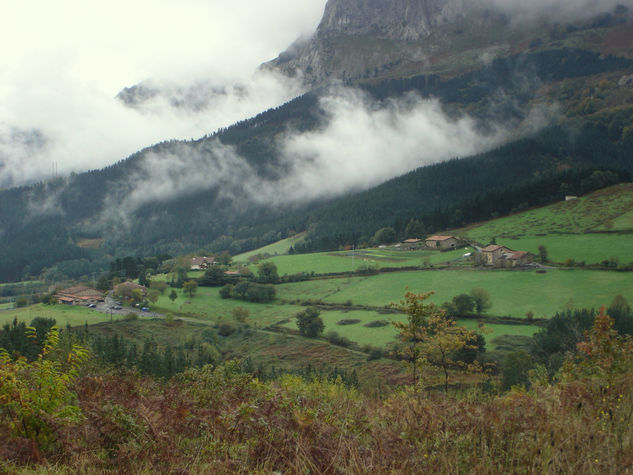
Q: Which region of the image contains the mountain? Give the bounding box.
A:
[265,0,633,86]
[1,1,633,282]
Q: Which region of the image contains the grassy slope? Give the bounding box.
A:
[234,233,307,262]
[462,183,633,263]
[0,304,123,327]
[243,247,473,276]
[277,269,633,318]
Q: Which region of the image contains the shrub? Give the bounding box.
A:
[366,348,384,361]
[336,319,361,326]
[124,312,138,321]
[218,322,236,337]
[364,320,390,328]
[326,330,354,348]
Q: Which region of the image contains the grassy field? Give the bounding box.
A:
[488,234,633,265]
[277,269,633,318]
[279,307,542,349]
[245,247,473,276]
[152,287,303,327]
[235,233,307,262]
[0,304,123,327]
[462,184,633,264]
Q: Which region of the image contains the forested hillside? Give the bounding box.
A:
[1,40,633,282]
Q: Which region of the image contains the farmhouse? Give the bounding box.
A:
[505,250,531,267]
[425,235,460,250]
[480,245,532,267]
[190,256,216,270]
[480,245,511,266]
[57,286,104,305]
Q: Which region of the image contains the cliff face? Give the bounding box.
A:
[316,0,471,41]
[265,0,633,86]
[264,0,505,85]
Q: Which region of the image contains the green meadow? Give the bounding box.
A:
[279,269,633,318]
[463,183,633,264]
[243,247,473,276]
[0,304,122,327]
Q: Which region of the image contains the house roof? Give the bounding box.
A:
[426,235,455,241]
[191,256,215,266]
[481,245,510,252]
[58,286,102,300]
[506,251,529,260]
[403,238,421,243]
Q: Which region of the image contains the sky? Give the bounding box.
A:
[0,0,327,186]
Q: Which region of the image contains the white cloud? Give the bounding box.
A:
[0,0,326,187]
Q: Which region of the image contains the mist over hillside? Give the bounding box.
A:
[1,0,633,282]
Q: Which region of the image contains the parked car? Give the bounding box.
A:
[141,307,149,312]
[88,303,96,308]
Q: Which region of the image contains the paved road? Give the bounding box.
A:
[92,291,164,319]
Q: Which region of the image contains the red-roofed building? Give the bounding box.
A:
[480,245,531,267]
[57,286,104,305]
[425,235,461,250]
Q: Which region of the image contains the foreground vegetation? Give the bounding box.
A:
[1,307,632,473]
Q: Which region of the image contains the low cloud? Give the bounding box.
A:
[100,86,555,226]
[484,0,631,24]
[265,88,505,203]
[0,0,326,188]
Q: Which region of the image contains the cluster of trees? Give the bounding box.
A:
[90,333,217,379]
[499,295,633,389]
[219,282,276,303]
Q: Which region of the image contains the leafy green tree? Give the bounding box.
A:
[183,280,198,298]
[372,227,396,245]
[0,327,89,451]
[501,350,534,390]
[219,284,234,299]
[147,289,160,304]
[452,294,475,315]
[392,291,479,391]
[199,266,226,287]
[296,307,324,338]
[470,288,492,315]
[169,289,178,302]
[257,261,279,284]
[404,218,425,239]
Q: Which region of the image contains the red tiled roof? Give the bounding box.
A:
[403,238,421,243]
[506,251,529,260]
[481,245,509,252]
[426,235,455,241]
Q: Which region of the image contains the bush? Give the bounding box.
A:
[124,312,138,321]
[218,322,236,337]
[366,348,384,361]
[364,320,390,328]
[326,331,354,348]
[336,319,361,326]
[219,284,234,299]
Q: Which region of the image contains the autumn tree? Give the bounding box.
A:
[392,291,480,391]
